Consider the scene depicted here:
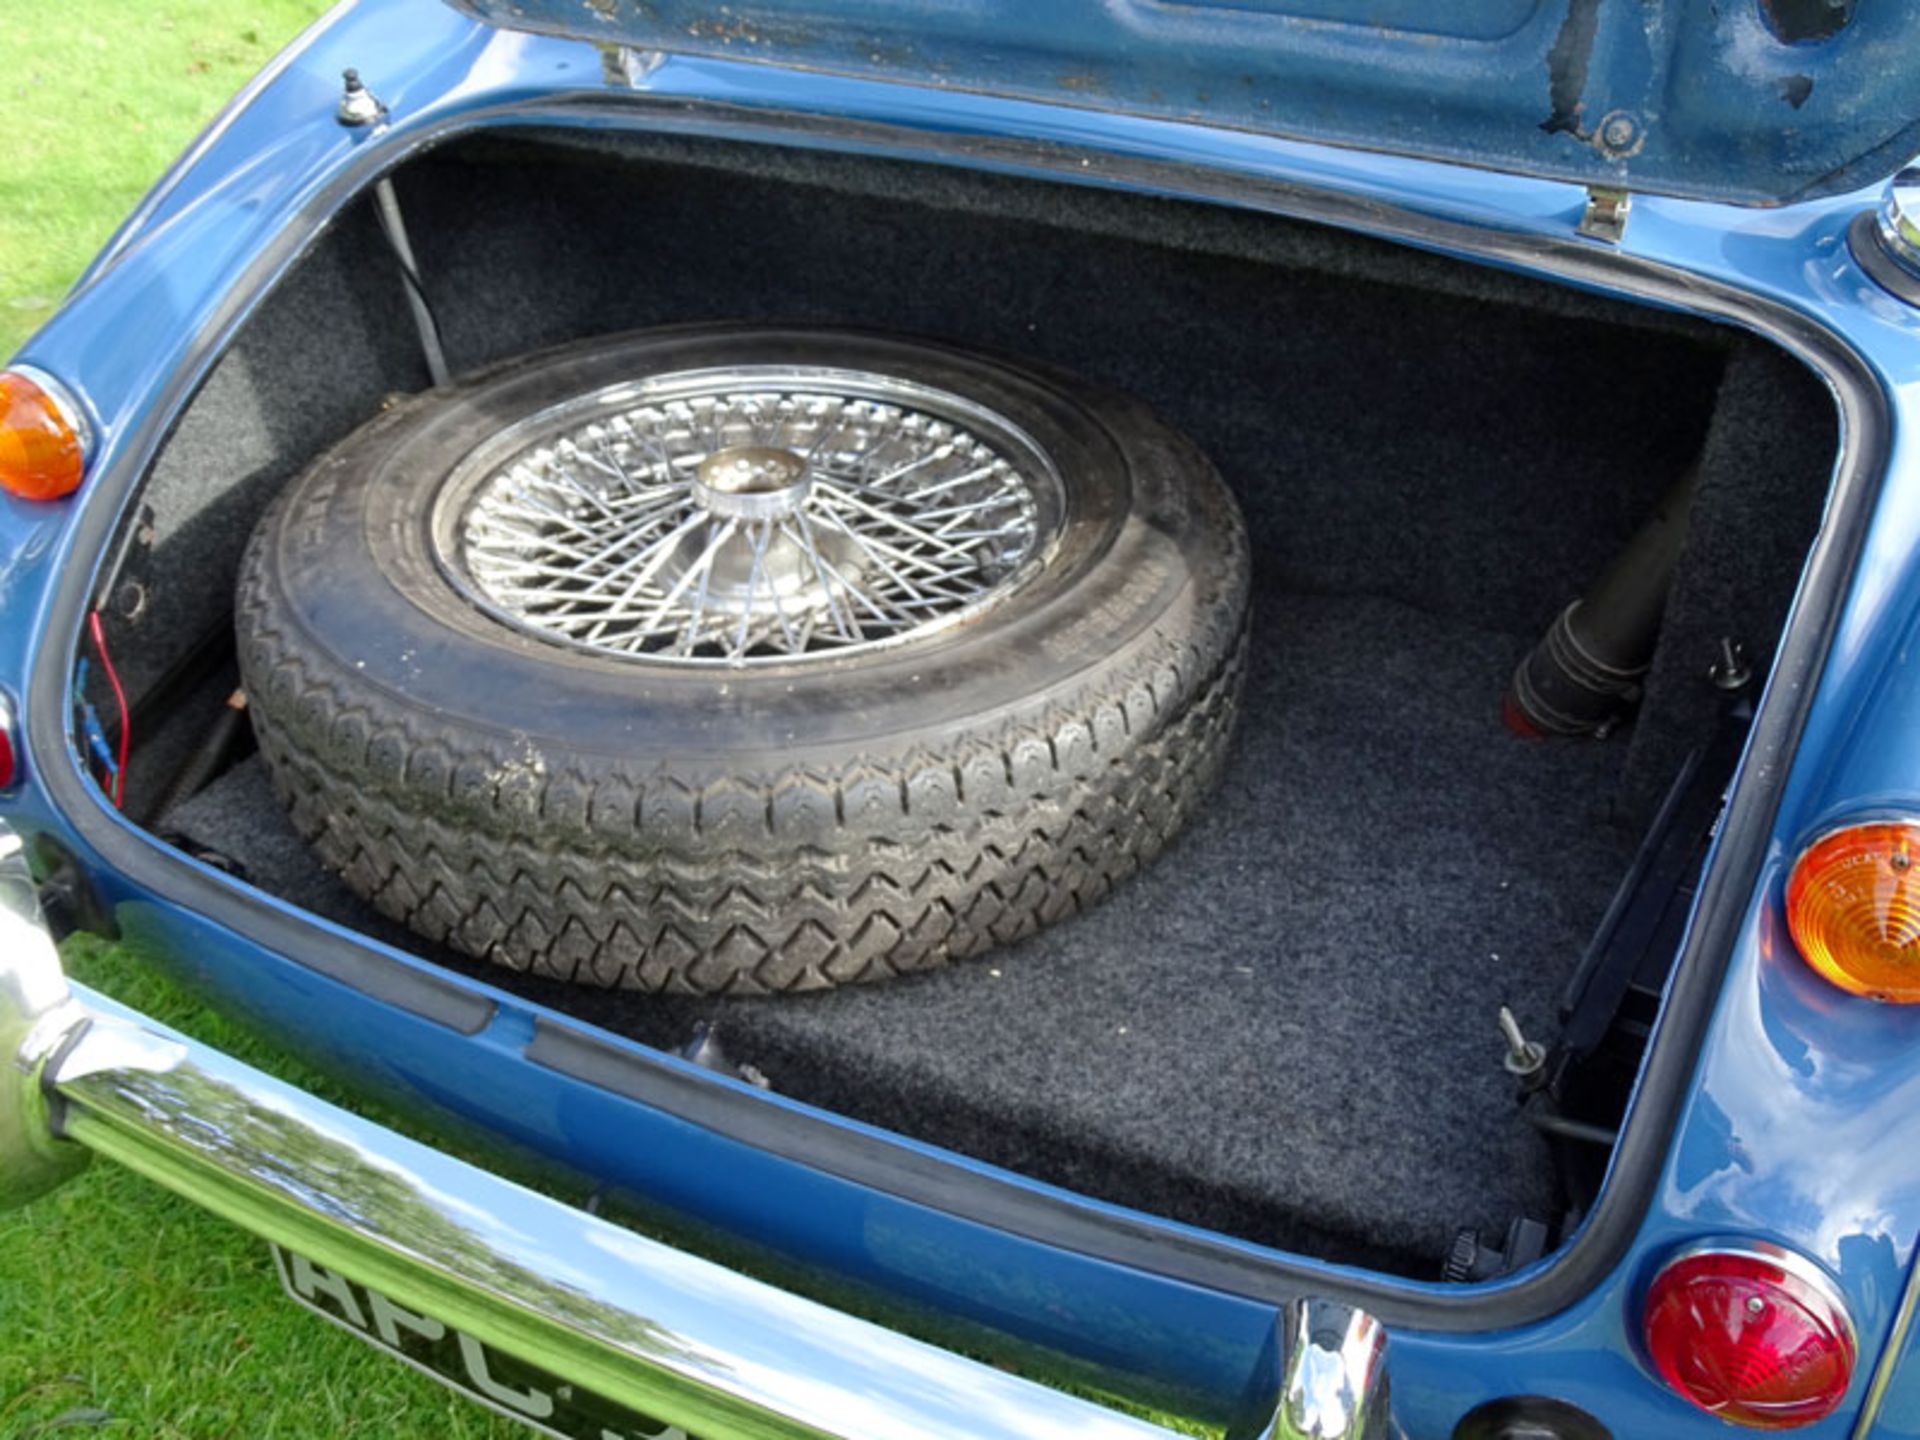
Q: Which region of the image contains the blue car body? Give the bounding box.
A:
[7,2,1920,1435]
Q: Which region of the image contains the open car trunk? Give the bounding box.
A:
[95,129,1838,1281]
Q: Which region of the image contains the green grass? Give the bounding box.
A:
[0,8,520,1433]
[0,0,327,358]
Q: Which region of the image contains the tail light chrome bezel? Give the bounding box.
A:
[0,690,18,792]
[6,365,93,457]
[1643,1239,1857,1430]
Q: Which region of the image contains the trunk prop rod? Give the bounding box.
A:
[337,71,451,390]
[372,175,452,390]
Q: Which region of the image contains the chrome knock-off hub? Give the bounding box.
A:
[690,446,814,522]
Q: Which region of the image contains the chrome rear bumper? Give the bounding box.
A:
[0,820,1390,1439]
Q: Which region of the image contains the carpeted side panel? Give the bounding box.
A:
[125,204,427,702]
[1617,343,1840,826]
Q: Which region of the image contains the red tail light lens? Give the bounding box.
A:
[0,368,90,501]
[1644,1245,1855,1429]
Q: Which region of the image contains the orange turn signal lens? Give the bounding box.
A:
[0,368,89,501]
[1786,821,1920,1002]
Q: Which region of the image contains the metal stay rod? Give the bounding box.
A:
[372,176,452,388]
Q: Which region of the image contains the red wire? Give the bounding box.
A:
[87,609,130,809]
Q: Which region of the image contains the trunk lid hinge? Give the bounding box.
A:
[1578,186,1632,244]
[598,44,667,88]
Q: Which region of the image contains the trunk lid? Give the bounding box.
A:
[444,0,1920,205]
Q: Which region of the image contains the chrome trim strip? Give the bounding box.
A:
[37,980,1389,1440]
[0,689,17,791]
[1851,1237,1920,1440]
[7,364,96,459]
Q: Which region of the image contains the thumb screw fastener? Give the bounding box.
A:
[1498,1006,1547,1080]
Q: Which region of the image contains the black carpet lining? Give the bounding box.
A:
[133,130,1839,1277]
[172,588,1632,1273]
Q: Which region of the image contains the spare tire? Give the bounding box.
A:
[236,325,1249,992]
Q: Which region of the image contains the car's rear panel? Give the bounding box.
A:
[6,4,1920,1435]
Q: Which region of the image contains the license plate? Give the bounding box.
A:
[272,1245,693,1440]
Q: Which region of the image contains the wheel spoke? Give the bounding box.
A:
[450,370,1054,665]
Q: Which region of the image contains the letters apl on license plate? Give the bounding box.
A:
[272,1245,691,1440]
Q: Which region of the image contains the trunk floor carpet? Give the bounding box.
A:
[171,589,1639,1274]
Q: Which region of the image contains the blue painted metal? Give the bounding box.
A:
[445,0,1920,206]
[4,1,1920,1435]
[1860,1246,1920,1439]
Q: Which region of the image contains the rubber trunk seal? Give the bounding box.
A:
[24,92,1889,1333]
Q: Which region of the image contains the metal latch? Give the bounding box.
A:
[597,44,666,88]
[1578,186,1631,244]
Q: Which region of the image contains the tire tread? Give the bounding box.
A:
[234,335,1249,992]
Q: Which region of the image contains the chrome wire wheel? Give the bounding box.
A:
[434,365,1065,666]
[243,323,1249,991]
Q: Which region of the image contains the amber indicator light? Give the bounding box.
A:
[1786,820,1920,1002]
[0,369,88,501]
